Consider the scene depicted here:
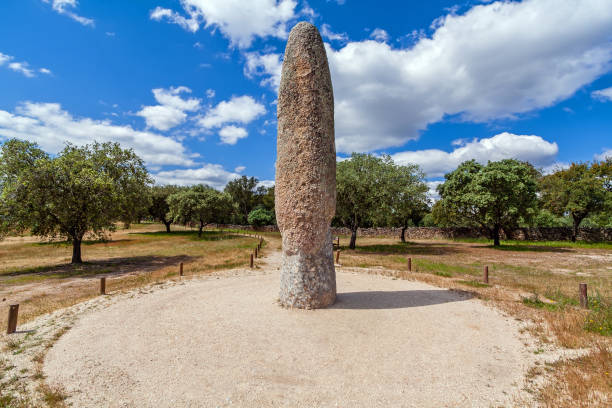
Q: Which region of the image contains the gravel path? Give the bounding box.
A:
[42,250,545,408]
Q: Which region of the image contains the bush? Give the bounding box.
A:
[247,207,274,227]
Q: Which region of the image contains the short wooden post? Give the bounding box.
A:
[407,257,412,272]
[483,266,489,284]
[336,250,340,263]
[254,247,258,259]
[100,277,106,295]
[179,262,184,277]
[7,304,18,334]
[337,236,340,247]
[579,283,588,309]
[250,253,254,268]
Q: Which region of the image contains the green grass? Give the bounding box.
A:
[453,237,612,250]
[457,280,490,288]
[434,271,452,278]
[585,292,612,337]
[414,258,479,276]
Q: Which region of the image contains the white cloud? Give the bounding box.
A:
[153,164,241,189]
[321,24,348,42]
[369,28,389,42]
[150,0,298,48]
[595,149,612,161]
[0,53,10,65]
[0,52,50,78]
[244,52,283,91]
[252,0,612,153]
[198,96,266,129]
[592,87,612,102]
[137,86,201,131]
[258,179,275,188]
[206,89,215,98]
[137,105,186,132]
[391,132,559,177]
[426,181,442,201]
[0,102,195,167]
[8,62,35,78]
[219,125,248,145]
[234,165,246,173]
[43,0,94,27]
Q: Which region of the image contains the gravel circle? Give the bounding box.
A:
[43,262,542,407]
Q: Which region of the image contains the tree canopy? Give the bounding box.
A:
[540,159,611,241]
[248,206,275,228]
[0,140,151,262]
[436,159,539,246]
[167,185,235,236]
[224,176,269,223]
[336,153,429,248]
[149,185,184,232]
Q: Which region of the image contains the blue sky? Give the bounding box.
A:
[1,0,611,195]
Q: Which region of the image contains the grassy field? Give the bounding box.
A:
[1,227,610,407]
[0,224,268,331]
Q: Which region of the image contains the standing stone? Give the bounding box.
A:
[276,22,336,309]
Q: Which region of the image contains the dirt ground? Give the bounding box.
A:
[2,226,610,406]
[42,249,564,408]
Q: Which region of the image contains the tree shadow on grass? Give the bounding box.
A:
[331,289,473,310]
[474,244,570,253]
[130,230,248,242]
[2,255,196,281]
[351,242,461,256]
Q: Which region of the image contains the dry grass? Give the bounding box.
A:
[0,224,266,330]
[336,234,612,405]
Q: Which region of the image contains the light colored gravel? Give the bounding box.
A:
[41,251,553,408]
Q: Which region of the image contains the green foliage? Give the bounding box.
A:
[540,160,610,240]
[0,139,48,238]
[167,185,235,236]
[224,176,269,223]
[247,206,275,227]
[436,159,539,245]
[149,185,184,231]
[0,139,151,262]
[585,292,612,337]
[336,153,428,248]
[531,209,572,227]
[386,162,429,241]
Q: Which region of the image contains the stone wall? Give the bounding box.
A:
[211,224,612,242]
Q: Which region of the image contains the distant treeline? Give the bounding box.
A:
[1,139,610,262]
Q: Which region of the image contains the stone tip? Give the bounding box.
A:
[289,21,319,36]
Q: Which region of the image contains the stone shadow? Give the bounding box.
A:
[331,289,472,310]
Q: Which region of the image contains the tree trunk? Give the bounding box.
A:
[492,224,501,247]
[72,237,83,264]
[349,227,357,249]
[400,225,407,243]
[571,215,583,243]
[198,221,204,237]
[164,221,171,233]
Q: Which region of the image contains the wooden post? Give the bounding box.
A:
[408,257,412,272]
[579,283,588,309]
[336,250,340,263]
[7,304,18,334]
[100,277,106,295]
[337,236,340,247]
[179,262,184,277]
[250,253,254,268]
[483,266,489,284]
[254,247,258,259]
